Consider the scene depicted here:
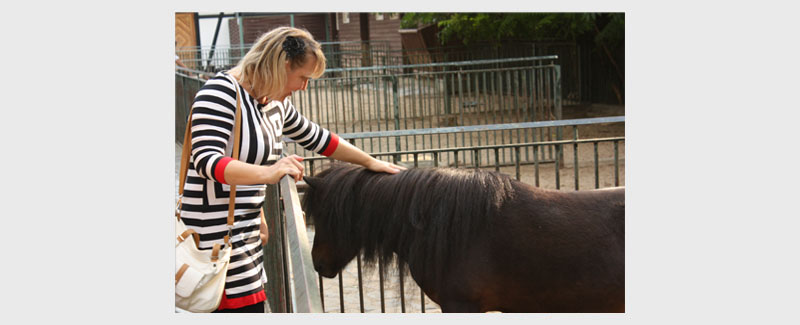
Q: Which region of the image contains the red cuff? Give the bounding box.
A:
[217,290,266,311]
[214,157,234,184]
[321,132,340,157]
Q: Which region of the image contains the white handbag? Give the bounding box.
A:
[175,76,242,312]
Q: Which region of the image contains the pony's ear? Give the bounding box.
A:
[303,176,322,189]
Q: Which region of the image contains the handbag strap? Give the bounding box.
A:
[177,74,242,244]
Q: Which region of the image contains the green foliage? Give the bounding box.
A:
[400,12,623,47]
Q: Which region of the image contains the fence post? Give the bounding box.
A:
[392,76,401,160]
[443,52,451,115]
[263,184,289,312]
[555,64,564,168]
[279,176,324,313]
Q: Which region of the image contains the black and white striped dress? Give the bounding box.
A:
[179,72,338,305]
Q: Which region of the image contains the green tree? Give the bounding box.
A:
[402,12,622,48]
[402,13,624,96]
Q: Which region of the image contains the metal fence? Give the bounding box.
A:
[176,40,393,72]
[176,56,565,167]
[284,56,563,171]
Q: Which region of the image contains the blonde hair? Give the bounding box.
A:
[230,27,326,100]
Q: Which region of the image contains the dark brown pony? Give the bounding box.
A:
[302,163,624,313]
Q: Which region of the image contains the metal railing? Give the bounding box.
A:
[176,40,393,72]
[284,56,563,169]
[176,56,564,164]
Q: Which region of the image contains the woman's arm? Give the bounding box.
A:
[260,210,269,246]
[328,139,406,174]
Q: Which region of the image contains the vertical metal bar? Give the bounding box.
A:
[614,140,620,187]
[338,271,344,312]
[416,75,426,151]
[318,274,325,312]
[555,65,564,168]
[340,77,348,135]
[384,77,391,156]
[348,76,356,133]
[399,264,406,313]
[574,127,579,190]
[333,77,341,134]
[498,71,506,164]
[475,72,485,166]
[523,69,531,162]
[392,76,401,161]
[444,69,451,115]
[513,70,521,165]
[325,80,333,133]
[515,146,521,181]
[357,255,365,313]
[494,148,500,172]
[534,144,540,187]
[437,75,444,165]
[421,288,426,313]
[367,77,375,154]
[490,71,498,164]
[457,71,466,165]
[473,149,480,170]
[555,140,561,190]
[401,76,409,157]
[594,142,600,189]
[379,261,385,313]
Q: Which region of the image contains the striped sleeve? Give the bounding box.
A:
[283,100,339,156]
[189,75,238,182]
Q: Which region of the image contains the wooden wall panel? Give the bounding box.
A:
[228,14,329,44]
[368,13,402,51]
[336,12,362,43]
[175,13,198,68]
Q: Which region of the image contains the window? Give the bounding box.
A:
[390,13,400,20]
[375,13,384,21]
[342,12,350,24]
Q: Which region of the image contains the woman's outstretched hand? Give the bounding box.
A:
[364,158,407,174]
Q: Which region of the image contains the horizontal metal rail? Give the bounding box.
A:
[283,117,623,143]
[301,136,625,162]
[323,55,559,73]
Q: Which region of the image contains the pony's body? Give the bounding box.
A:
[303,164,624,313]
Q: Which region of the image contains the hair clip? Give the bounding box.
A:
[282,36,306,59]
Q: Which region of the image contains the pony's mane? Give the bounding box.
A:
[303,163,517,289]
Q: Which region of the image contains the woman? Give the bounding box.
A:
[180,27,405,313]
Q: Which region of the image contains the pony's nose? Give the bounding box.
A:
[313,262,337,278]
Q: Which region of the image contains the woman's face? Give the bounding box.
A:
[279,55,316,101]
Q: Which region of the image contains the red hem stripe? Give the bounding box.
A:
[217,290,266,311]
[214,157,233,184]
[321,133,340,157]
